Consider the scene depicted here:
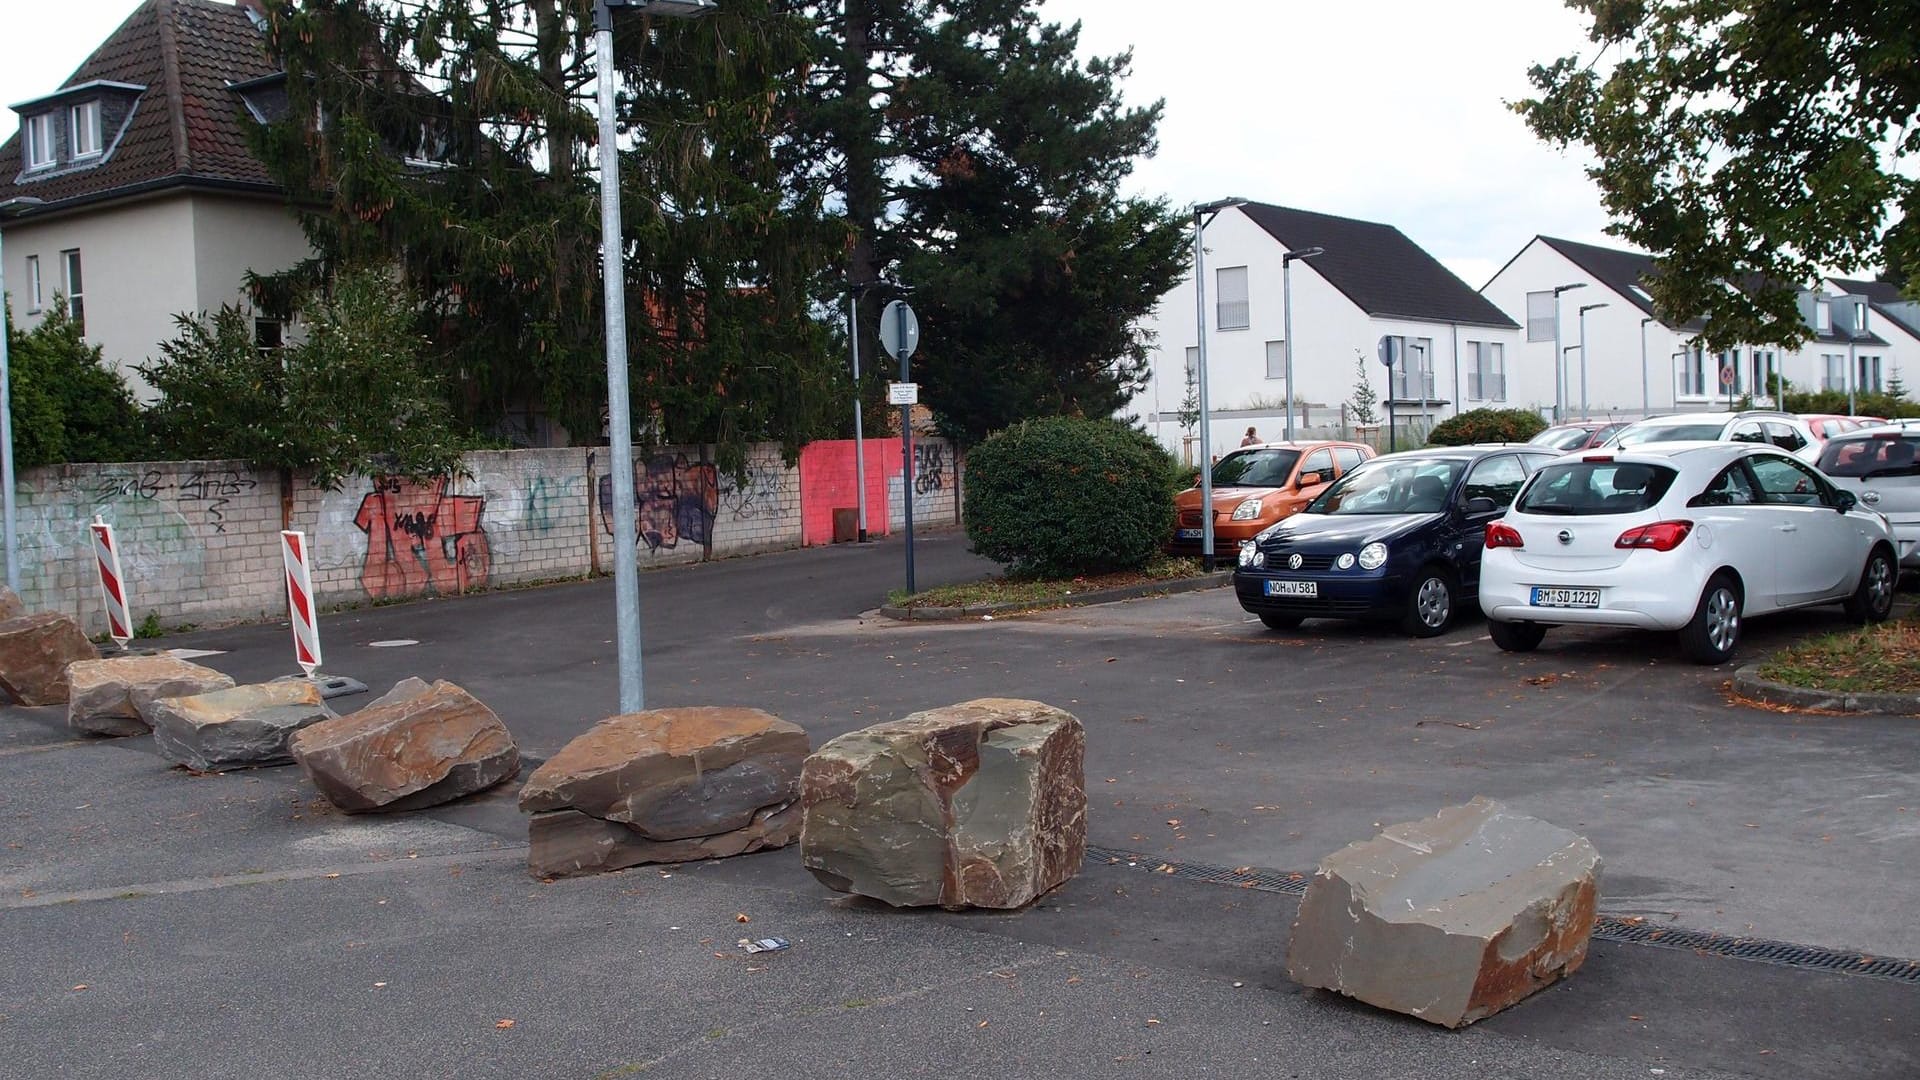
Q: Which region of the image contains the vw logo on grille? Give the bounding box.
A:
[1557,530,1574,545]
[1287,553,1304,570]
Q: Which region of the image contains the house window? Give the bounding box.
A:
[1680,347,1708,397]
[1854,300,1869,334]
[70,100,102,159]
[24,255,41,314]
[61,249,83,335]
[1524,291,1556,342]
[1183,346,1199,385]
[1750,350,1777,397]
[1814,299,1832,332]
[1265,340,1286,381]
[23,113,54,170]
[1216,266,1249,331]
[1860,354,1884,394]
[1822,353,1846,391]
[254,318,285,351]
[1391,337,1436,400]
[1467,341,1506,402]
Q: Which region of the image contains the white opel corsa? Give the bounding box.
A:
[1479,442,1898,664]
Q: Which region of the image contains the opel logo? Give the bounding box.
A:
[1557,530,1574,545]
[1864,491,1881,505]
[1287,553,1304,570]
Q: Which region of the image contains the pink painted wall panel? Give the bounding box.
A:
[799,438,901,545]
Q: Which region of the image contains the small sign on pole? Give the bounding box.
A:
[89,517,131,649]
[280,530,322,680]
[887,382,919,406]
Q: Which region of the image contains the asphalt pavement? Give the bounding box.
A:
[2,530,1915,1078]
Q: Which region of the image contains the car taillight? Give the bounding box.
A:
[1485,523,1524,549]
[1615,520,1693,551]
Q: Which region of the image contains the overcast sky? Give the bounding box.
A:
[1,0,1617,287]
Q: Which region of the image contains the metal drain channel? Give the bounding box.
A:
[1083,845,1920,986]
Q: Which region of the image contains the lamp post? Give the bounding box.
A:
[1190,197,1245,571]
[1639,317,1654,418]
[1280,246,1324,441]
[0,196,46,592]
[594,0,716,714]
[1550,282,1586,422]
[845,279,901,544]
[1577,302,1608,420]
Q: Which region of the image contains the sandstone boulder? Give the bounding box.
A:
[800,698,1086,910]
[289,678,519,812]
[66,655,234,737]
[0,612,99,706]
[147,681,335,771]
[519,706,808,877]
[0,586,25,622]
[1286,796,1602,1028]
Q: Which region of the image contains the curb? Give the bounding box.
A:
[1731,663,1920,716]
[879,571,1232,622]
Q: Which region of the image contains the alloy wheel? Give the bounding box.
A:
[1705,588,1739,653]
[1417,577,1450,628]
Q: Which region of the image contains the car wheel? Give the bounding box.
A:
[1679,573,1742,665]
[1488,620,1546,653]
[1401,567,1456,637]
[1842,547,1897,624]
[1259,613,1304,631]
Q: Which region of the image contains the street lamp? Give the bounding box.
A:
[1551,282,1586,422]
[1280,246,1324,441]
[1190,196,1245,571]
[1577,302,1608,420]
[845,279,903,544]
[593,0,717,714]
[0,196,47,592]
[1639,317,1655,418]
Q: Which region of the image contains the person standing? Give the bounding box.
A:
[1240,426,1260,446]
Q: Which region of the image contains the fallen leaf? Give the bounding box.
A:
[323,873,341,880]
[70,985,88,992]
[1165,819,1181,827]
[735,913,750,924]
[1629,1014,1643,1021]
[494,1019,515,1029]
[1146,1018,1161,1026]
[373,982,387,988]
[1232,867,1252,875]
[1066,976,1082,985]
[977,1020,990,1029]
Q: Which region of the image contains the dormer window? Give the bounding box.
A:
[1815,298,1832,332]
[70,100,102,158]
[23,113,53,170]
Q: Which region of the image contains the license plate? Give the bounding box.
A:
[1175,528,1203,540]
[1264,580,1318,598]
[1531,586,1600,609]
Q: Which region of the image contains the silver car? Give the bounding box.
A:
[1817,428,1920,569]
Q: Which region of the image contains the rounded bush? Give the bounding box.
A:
[1427,407,1548,446]
[964,417,1176,578]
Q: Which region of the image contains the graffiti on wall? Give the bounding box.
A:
[594,453,718,555]
[353,476,492,600]
[88,466,257,534]
[719,456,791,521]
[912,442,947,495]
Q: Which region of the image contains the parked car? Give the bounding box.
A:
[1170,441,1374,555]
[1602,411,1819,461]
[1801,414,1865,443]
[1480,443,1897,664]
[1233,445,1556,636]
[1816,428,1920,569]
[1530,422,1623,452]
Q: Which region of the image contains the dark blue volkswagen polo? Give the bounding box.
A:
[1233,445,1554,636]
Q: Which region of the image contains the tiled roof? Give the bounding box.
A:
[1533,235,1705,332]
[1828,277,1920,341]
[1236,202,1517,330]
[0,0,279,212]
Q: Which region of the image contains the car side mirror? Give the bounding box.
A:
[1296,471,1323,488]
[1835,489,1858,514]
[1464,496,1499,515]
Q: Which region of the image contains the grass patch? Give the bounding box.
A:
[1758,617,1920,695]
[886,555,1210,611]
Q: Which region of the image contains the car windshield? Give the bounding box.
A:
[1819,434,1920,479]
[1614,422,1724,447]
[1211,448,1300,488]
[1531,427,1596,451]
[1516,462,1679,515]
[1307,458,1465,515]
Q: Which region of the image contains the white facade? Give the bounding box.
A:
[3,191,310,399]
[1815,282,1920,399]
[1134,207,1519,461]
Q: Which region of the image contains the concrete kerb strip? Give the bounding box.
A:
[1732,663,1920,716]
[878,570,1232,622]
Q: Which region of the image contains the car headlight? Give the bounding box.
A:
[1336,552,1356,570]
[1357,542,1388,570]
[1238,541,1265,569]
[1231,498,1265,521]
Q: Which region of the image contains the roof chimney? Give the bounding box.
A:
[236,0,269,30]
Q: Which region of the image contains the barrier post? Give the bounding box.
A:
[280,530,322,679]
[89,517,132,650]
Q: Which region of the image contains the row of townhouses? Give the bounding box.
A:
[4,0,1917,459]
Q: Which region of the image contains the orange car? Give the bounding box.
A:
[1169,440,1375,553]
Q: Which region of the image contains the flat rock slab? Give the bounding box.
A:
[67,655,234,737]
[0,586,25,622]
[527,804,801,878]
[0,612,99,706]
[800,697,1087,910]
[1286,796,1602,1028]
[290,678,519,813]
[147,681,335,771]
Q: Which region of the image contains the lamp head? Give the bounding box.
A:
[1554,282,1587,296]
[1284,246,1326,264]
[603,0,717,14]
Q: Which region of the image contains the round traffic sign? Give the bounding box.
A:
[880,300,920,362]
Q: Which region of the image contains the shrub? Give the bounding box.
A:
[1426,407,1548,446]
[964,416,1176,578]
[4,297,147,465]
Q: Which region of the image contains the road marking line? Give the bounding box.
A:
[0,846,528,910]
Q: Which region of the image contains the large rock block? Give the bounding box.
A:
[148,681,335,771]
[1286,797,1602,1028]
[800,698,1086,910]
[519,706,808,877]
[0,612,99,706]
[66,655,234,737]
[290,678,519,812]
[0,586,25,622]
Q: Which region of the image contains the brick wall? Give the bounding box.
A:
[11,439,957,634]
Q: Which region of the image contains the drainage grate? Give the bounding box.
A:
[1082,845,1920,985]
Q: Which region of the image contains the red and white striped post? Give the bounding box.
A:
[280,530,322,679]
[89,517,132,649]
